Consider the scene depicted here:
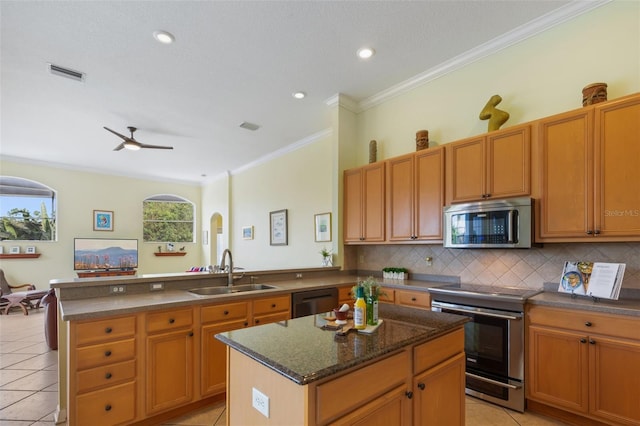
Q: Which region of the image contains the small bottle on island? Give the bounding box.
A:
[353,286,367,330]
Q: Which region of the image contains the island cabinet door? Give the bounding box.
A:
[412,352,466,425]
[329,384,411,426]
[201,319,248,397]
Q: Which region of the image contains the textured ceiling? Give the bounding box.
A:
[1,1,600,184]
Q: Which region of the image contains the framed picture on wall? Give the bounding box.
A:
[314,212,332,242]
[93,210,114,231]
[242,226,254,240]
[270,209,288,246]
[25,246,36,254]
[10,246,20,254]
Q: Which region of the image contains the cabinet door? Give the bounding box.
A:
[413,352,465,426]
[589,335,640,425]
[201,319,248,397]
[447,136,485,203]
[527,325,589,414]
[146,329,194,414]
[486,125,530,199]
[362,162,386,241]
[386,153,415,241]
[594,95,640,237]
[537,109,594,240]
[415,147,444,240]
[344,168,364,242]
[330,385,411,426]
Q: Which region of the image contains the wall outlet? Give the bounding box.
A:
[109,285,126,294]
[252,387,269,418]
[296,273,303,279]
[150,282,164,291]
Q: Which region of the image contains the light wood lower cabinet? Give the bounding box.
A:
[380,287,431,310]
[145,308,195,415]
[527,305,640,425]
[68,314,138,426]
[227,327,465,425]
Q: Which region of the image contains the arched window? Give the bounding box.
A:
[0,176,57,241]
[143,194,194,243]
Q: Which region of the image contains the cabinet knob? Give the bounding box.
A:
[271,303,276,308]
[584,321,592,327]
[594,229,601,235]
[189,332,194,337]
[411,297,417,302]
[405,391,413,399]
[586,230,593,235]
[255,319,260,324]
[104,350,112,357]
[223,310,229,315]
[589,339,596,345]
[105,372,112,379]
[105,327,112,334]
[580,338,587,343]
[169,318,175,324]
[418,382,425,390]
[105,404,112,412]
[244,322,249,327]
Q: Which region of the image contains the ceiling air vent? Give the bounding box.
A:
[48,63,85,82]
[239,121,260,131]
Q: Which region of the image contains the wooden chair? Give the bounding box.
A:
[0,269,48,315]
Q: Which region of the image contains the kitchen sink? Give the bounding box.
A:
[187,284,278,296]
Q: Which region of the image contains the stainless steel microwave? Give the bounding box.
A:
[443,197,533,248]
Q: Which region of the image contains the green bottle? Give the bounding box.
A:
[366,285,378,326]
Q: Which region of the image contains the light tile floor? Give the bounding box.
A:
[1,308,567,425]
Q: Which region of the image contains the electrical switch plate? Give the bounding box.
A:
[252,387,269,418]
[150,282,164,291]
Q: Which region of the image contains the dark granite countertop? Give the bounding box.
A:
[215,303,467,386]
[528,291,640,317]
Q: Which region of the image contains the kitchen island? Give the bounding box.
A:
[216,303,468,425]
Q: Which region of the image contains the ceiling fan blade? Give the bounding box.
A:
[139,143,174,150]
[113,143,126,151]
[103,126,130,141]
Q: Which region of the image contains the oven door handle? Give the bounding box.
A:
[466,372,522,390]
[434,304,521,320]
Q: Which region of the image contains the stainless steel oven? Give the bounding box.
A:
[429,284,541,413]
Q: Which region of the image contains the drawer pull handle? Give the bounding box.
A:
[169,318,175,324]
[271,303,276,308]
[405,391,413,399]
[580,338,587,343]
[224,310,229,315]
[105,373,112,379]
[411,297,417,302]
[104,350,112,357]
[255,319,260,324]
[586,230,593,235]
[189,332,194,337]
[417,383,425,390]
[105,404,112,412]
[589,339,596,345]
[584,321,592,327]
[244,322,249,327]
[105,327,112,334]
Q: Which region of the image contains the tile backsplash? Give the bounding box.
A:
[355,242,640,291]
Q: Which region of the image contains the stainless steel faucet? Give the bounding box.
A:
[220,248,234,286]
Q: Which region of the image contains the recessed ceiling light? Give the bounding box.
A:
[292,91,306,99]
[153,30,175,44]
[357,47,375,59]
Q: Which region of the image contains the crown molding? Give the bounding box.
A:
[325,94,359,113]
[358,0,611,112]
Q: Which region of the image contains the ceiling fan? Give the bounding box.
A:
[104,126,173,151]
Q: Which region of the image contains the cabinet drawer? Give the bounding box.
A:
[76,338,136,370]
[527,305,640,340]
[76,380,136,426]
[76,359,136,394]
[396,290,430,309]
[253,295,290,316]
[75,316,136,346]
[338,286,355,304]
[146,308,193,333]
[201,301,249,324]
[380,288,395,303]
[253,311,290,326]
[414,328,464,375]
[315,350,409,425]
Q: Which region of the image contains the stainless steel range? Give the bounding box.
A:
[428,283,541,412]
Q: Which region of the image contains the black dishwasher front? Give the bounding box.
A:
[291,287,339,318]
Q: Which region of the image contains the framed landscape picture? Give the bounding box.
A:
[270,209,288,246]
[314,212,331,242]
[242,226,254,240]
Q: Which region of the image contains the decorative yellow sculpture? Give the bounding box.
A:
[479,95,509,131]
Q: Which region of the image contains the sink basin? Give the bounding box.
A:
[188,284,278,296]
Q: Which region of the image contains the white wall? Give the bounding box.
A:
[0,159,200,289]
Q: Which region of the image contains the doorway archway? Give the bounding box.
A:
[209,213,223,266]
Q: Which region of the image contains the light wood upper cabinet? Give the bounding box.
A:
[344,162,385,243]
[446,124,531,204]
[537,93,640,241]
[386,147,444,242]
